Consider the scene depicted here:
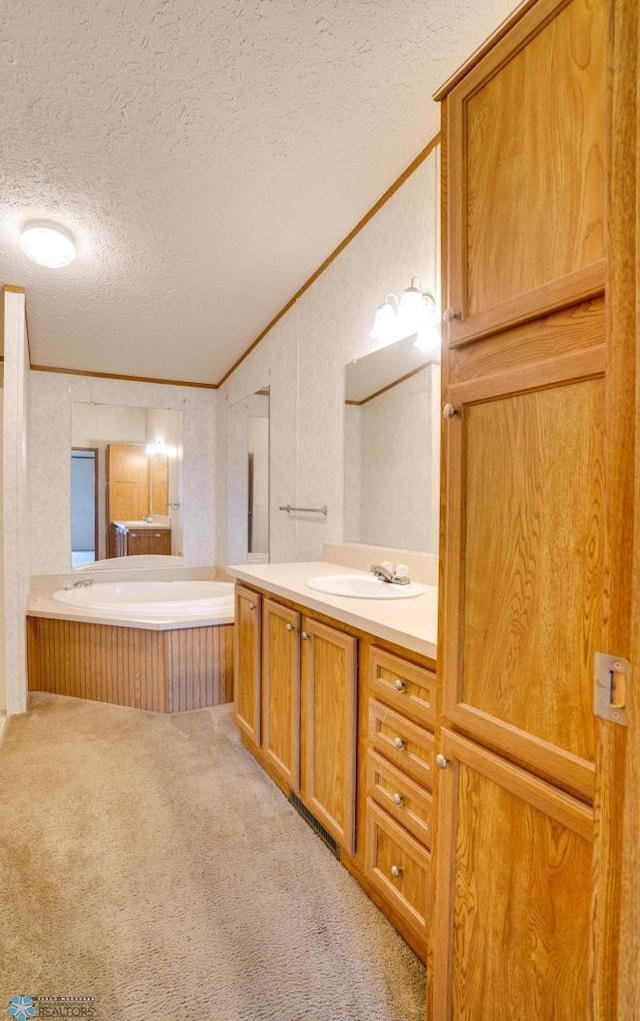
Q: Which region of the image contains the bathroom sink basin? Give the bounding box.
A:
[306,574,425,599]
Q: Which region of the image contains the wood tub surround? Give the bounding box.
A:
[27,617,234,713]
[233,581,435,960]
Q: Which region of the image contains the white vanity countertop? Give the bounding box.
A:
[227,561,438,660]
[112,520,171,530]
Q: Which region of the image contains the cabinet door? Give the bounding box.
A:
[127,530,171,555]
[300,617,357,854]
[432,730,593,1020]
[234,585,261,746]
[442,0,606,347]
[262,599,300,790]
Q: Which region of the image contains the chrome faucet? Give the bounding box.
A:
[370,564,411,586]
[64,578,94,591]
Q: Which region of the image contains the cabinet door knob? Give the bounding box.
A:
[436,753,449,770]
[393,678,406,692]
[301,631,312,640]
[390,865,403,878]
[392,792,404,806]
[286,623,295,632]
[249,603,256,612]
[393,737,405,750]
[443,403,458,419]
[443,307,460,322]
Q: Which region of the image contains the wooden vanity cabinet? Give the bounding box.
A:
[262,598,300,790]
[364,646,436,948]
[234,584,261,746]
[233,582,434,955]
[299,616,357,854]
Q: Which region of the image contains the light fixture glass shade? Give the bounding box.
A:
[20,222,76,268]
[369,298,398,344]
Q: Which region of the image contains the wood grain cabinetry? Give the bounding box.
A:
[365,647,435,949]
[233,582,434,953]
[434,731,593,1018]
[300,616,357,854]
[433,0,619,1014]
[235,589,358,855]
[110,521,172,558]
[439,0,606,348]
[234,584,262,745]
[262,598,299,790]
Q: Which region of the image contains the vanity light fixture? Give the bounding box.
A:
[369,277,440,353]
[20,221,76,268]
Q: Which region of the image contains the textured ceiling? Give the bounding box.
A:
[0,0,519,384]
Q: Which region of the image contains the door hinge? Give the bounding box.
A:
[594,653,630,726]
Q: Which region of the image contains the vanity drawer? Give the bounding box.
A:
[369,647,436,728]
[368,699,434,790]
[365,798,430,940]
[366,750,432,848]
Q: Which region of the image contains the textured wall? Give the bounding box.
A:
[2,290,30,714]
[218,150,440,565]
[30,373,217,575]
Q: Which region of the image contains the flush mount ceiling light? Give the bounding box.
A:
[370,277,440,353]
[20,221,76,268]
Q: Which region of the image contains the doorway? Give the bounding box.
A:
[71,448,98,568]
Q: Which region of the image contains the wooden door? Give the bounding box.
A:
[106,443,149,529]
[262,598,300,789]
[234,585,261,747]
[300,616,357,853]
[434,730,594,1018]
[438,0,606,347]
[432,0,628,1014]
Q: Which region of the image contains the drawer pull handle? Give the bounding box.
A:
[286,623,295,632]
[393,737,405,750]
[393,679,406,692]
[390,865,403,878]
[392,793,404,806]
[436,754,449,770]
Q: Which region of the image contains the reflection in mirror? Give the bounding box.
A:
[227,389,270,565]
[70,402,184,569]
[344,336,440,554]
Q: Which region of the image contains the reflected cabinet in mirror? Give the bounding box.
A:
[344,336,440,554]
[227,388,270,565]
[71,402,184,568]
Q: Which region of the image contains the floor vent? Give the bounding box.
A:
[289,792,340,858]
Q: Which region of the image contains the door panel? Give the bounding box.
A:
[301,617,357,853]
[234,586,261,746]
[442,359,604,801]
[262,599,299,789]
[445,0,606,346]
[462,380,603,759]
[433,731,593,1020]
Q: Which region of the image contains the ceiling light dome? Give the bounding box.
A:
[20,221,76,268]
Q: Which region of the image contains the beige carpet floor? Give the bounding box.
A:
[0,693,425,1021]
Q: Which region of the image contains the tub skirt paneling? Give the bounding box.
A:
[26,617,234,713]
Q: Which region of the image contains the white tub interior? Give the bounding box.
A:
[53,580,234,617]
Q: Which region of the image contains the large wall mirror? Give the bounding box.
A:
[227,388,270,565]
[70,402,184,568]
[344,337,440,554]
